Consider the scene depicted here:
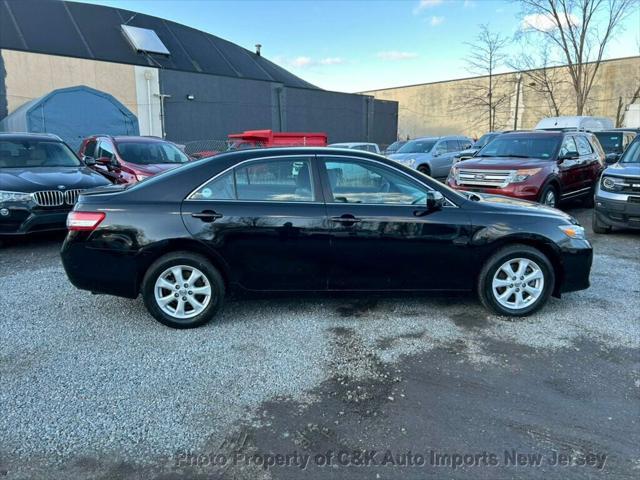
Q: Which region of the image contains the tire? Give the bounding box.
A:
[142,251,225,328]
[592,210,611,234]
[478,244,555,317]
[418,164,431,176]
[538,183,559,208]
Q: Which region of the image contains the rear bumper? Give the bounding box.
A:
[61,234,140,298]
[594,190,640,230]
[0,206,70,235]
[557,240,593,294]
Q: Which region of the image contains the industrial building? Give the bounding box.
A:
[0,0,398,150]
[362,56,639,140]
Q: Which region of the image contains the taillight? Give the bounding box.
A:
[67,211,105,231]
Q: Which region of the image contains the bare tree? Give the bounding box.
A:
[509,43,571,117]
[518,0,638,115]
[461,25,512,131]
[615,83,640,127]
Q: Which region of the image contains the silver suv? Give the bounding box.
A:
[388,135,473,179]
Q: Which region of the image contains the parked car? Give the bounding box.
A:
[328,142,381,154]
[592,130,637,164]
[0,133,110,235]
[61,147,592,328]
[384,140,407,156]
[447,130,604,208]
[388,135,473,179]
[79,135,191,184]
[593,135,640,233]
[535,116,614,131]
[454,132,505,163]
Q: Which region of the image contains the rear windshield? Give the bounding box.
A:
[594,132,622,153]
[397,140,436,154]
[0,139,80,168]
[117,141,190,165]
[477,136,561,159]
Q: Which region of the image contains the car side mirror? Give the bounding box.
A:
[605,153,620,164]
[426,191,445,211]
[433,148,445,157]
[97,156,119,169]
[83,155,96,166]
[559,151,579,162]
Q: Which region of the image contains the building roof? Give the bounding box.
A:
[0,0,317,89]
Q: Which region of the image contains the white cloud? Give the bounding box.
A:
[430,16,445,26]
[413,0,443,14]
[292,56,313,67]
[463,0,476,8]
[377,51,419,61]
[522,12,579,32]
[319,57,345,65]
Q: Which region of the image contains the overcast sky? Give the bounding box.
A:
[83,0,640,93]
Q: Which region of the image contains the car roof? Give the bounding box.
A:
[329,142,374,147]
[0,132,64,142]
[503,130,565,137]
[413,135,468,141]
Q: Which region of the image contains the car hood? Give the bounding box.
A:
[456,156,552,170]
[132,163,184,175]
[472,192,577,223]
[388,152,430,161]
[604,162,640,178]
[0,166,111,193]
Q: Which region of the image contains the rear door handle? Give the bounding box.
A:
[191,210,223,222]
[331,214,362,225]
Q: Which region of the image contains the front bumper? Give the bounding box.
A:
[0,205,71,235]
[447,179,541,202]
[594,189,640,230]
[557,239,593,294]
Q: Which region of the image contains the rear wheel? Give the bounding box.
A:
[142,252,225,328]
[478,245,554,317]
[418,164,431,176]
[539,184,558,208]
[592,210,611,234]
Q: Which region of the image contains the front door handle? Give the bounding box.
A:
[191,210,223,222]
[331,214,362,226]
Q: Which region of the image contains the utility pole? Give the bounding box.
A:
[513,74,522,131]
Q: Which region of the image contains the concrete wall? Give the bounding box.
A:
[0,49,139,116]
[363,56,640,139]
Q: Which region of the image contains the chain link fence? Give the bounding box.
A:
[181,139,268,159]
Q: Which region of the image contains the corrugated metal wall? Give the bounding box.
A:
[160,70,398,146]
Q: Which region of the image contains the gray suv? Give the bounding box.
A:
[388,135,473,179]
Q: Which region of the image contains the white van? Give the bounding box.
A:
[535,116,614,131]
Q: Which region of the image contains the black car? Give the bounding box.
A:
[0,133,111,235]
[61,147,593,328]
[592,130,637,164]
[593,136,640,233]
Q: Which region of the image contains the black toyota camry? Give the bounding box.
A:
[0,133,111,235]
[61,147,593,328]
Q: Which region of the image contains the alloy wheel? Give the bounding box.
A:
[154,265,212,319]
[543,190,556,207]
[491,258,544,311]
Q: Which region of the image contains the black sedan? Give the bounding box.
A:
[0,133,111,235]
[61,147,593,328]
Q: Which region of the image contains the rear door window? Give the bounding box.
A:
[575,136,593,155]
[559,137,578,157]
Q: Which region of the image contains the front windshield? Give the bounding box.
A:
[620,140,640,163]
[477,136,560,159]
[117,141,190,165]
[594,132,622,154]
[473,133,498,148]
[396,140,436,154]
[0,139,81,168]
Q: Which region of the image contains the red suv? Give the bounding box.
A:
[78,135,191,184]
[446,131,604,208]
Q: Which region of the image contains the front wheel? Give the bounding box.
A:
[417,164,431,176]
[478,245,555,317]
[539,184,558,208]
[142,252,225,328]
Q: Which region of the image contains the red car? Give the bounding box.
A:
[446,131,605,208]
[78,135,191,184]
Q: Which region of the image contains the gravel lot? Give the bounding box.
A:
[0,207,638,479]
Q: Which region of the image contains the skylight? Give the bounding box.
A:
[121,25,170,56]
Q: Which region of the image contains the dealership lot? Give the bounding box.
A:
[0,207,638,479]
